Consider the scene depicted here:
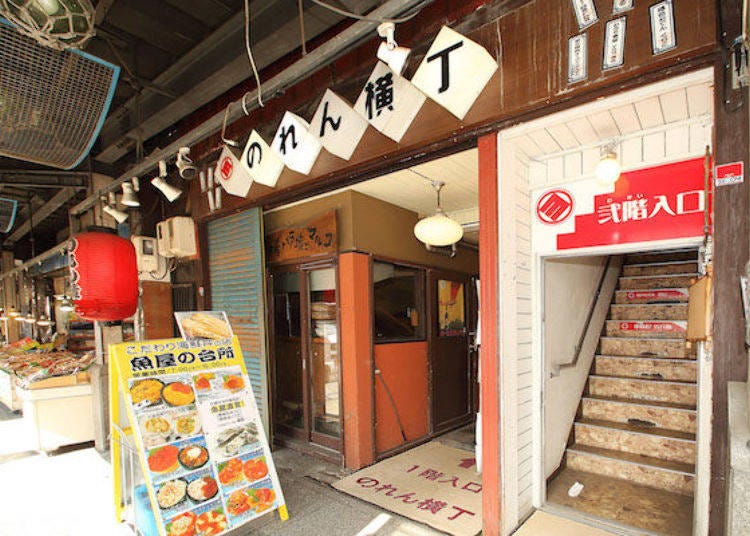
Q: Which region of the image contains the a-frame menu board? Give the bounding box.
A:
[110,336,288,536]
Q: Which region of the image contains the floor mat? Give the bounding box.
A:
[513,511,614,536]
[333,442,482,536]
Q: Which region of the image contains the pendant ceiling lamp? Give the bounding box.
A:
[0,0,95,50]
[413,180,464,247]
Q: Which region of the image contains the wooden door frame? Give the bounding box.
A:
[267,259,344,453]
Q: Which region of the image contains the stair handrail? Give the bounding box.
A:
[551,255,613,377]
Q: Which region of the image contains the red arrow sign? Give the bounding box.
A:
[459,457,476,469]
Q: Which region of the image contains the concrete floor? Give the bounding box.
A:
[546,467,693,536]
[0,400,450,536]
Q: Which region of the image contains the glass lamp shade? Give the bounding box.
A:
[596,154,621,185]
[414,212,464,247]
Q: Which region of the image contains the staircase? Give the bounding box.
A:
[565,249,699,497]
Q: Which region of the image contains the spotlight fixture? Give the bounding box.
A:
[151,160,182,202]
[0,0,96,50]
[59,298,75,312]
[121,181,140,207]
[413,181,464,247]
[596,143,621,186]
[376,22,411,75]
[101,196,128,224]
[176,147,198,180]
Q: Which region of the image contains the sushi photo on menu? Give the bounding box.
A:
[164,499,228,536]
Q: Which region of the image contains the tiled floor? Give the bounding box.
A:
[546,467,693,536]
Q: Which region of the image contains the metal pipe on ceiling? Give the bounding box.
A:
[69,0,433,217]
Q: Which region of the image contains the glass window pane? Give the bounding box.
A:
[309,268,340,438]
[373,262,423,342]
[273,272,303,430]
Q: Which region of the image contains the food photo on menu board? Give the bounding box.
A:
[175,311,233,340]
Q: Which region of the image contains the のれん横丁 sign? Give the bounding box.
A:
[532,158,710,254]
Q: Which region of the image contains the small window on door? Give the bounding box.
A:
[438,279,465,337]
[373,262,424,342]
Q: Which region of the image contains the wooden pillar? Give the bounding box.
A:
[710,1,750,533]
[339,252,374,469]
[478,132,501,535]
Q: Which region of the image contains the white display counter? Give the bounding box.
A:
[0,369,22,411]
[17,383,95,452]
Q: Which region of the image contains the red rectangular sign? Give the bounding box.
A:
[618,321,686,333]
[715,161,744,187]
[625,290,689,301]
[551,158,709,250]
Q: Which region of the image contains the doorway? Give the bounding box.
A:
[541,247,702,536]
[270,263,342,455]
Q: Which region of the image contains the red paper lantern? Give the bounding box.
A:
[70,231,139,321]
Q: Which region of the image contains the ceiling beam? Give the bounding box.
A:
[72,0,433,215]
[0,171,88,188]
[95,0,118,25]
[95,1,355,164]
[6,188,78,244]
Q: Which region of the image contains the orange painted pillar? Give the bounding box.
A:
[339,252,375,469]
[479,132,501,535]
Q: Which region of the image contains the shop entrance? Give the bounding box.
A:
[264,147,480,468]
[270,264,342,455]
[430,270,474,433]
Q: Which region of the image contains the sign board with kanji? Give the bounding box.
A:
[215,146,253,198]
[241,130,284,188]
[354,61,426,142]
[410,26,498,120]
[715,161,744,187]
[532,158,710,254]
[271,111,322,175]
[311,89,368,161]
[110,336,288,536]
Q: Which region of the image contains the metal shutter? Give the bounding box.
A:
[207,208,270,432]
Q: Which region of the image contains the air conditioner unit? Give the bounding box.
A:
[156,217,197,258]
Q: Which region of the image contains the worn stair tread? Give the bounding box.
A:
[599,336,691,344]
[596,354,696,363]
[583,394,697,411]
[619,273,698,280]
[575,418,696,441]
[589,374,697,386]
[567,443,695,475]
[624,260,698,269]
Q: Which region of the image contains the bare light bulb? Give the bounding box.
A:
[596,148,621,186]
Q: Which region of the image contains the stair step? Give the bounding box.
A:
[605,320,687,339]
[625,250,698,265]
[594,355,698,382]
[610,303,688,321]
[622,260,698,277]
[574,419,696,465]
[566,444,694,495]
[599,337,695,358]
[619,274,696,290]
[622,261,699,277]
[581,395,697,434]
[588,375,696,407]
[615,288,689,304]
